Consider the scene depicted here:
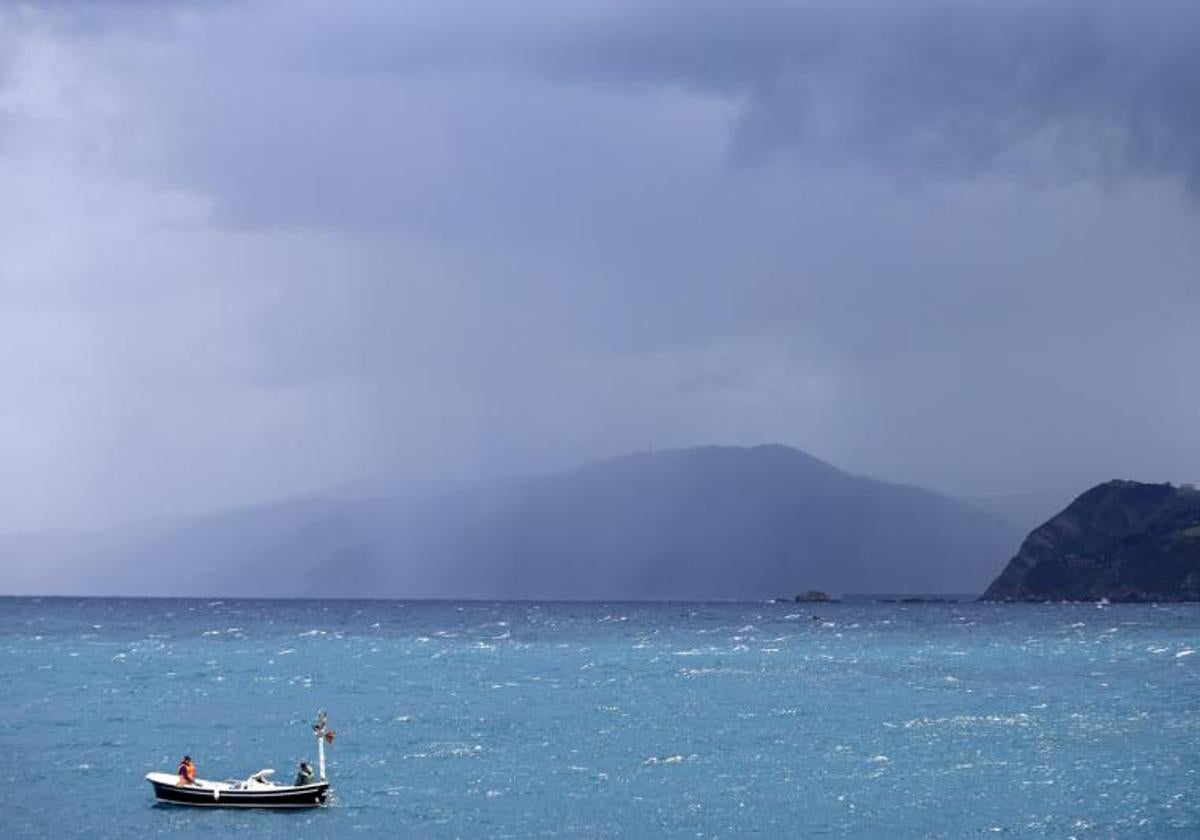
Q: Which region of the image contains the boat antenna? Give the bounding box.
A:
[312,710,334,781]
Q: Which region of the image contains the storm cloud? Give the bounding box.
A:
[1,0,1198,532]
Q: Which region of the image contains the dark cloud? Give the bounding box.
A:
[536,1,1200,193]
[0,0,1197,534]
[216,1,1200,198]
[25,0,1197,233]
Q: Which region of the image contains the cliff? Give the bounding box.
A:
[981,480,1200,602]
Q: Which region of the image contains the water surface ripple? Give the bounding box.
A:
[2,598,1198,837]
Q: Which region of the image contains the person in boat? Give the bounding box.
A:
[294,761,314,786]
[177,755,197,786]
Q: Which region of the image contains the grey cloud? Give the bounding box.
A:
[203,1,1200,198]
[1,0,1198,536]
[535,1,1200,192]
[22,0,1200,234]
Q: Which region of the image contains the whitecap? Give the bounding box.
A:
[1176,649,1195,658]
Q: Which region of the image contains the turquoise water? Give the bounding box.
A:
[2,597,1198,837]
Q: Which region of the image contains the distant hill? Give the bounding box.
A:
[387,445,1018,599]
[982,480,1200,602]
[1,445,1019,599]
[0,497,387,598]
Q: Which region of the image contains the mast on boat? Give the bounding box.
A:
[312,710,335,781]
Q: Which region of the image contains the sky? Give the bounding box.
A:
[1,0,1198,532]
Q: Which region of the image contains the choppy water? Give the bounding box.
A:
[2,597,1198,837]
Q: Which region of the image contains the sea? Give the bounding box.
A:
[2,597,1198,838]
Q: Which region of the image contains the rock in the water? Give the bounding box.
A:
[981,480,1200,602]
[793,590,837,603]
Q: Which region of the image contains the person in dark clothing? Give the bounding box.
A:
[294,761,314,786]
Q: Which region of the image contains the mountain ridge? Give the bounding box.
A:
[1,444,1019,598]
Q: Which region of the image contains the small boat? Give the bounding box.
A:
[146,711,336,808]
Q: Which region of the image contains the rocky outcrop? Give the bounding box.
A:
[792,590,838,603]
[982,481,1200,602]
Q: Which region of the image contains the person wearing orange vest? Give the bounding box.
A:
[177,755,197,786]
